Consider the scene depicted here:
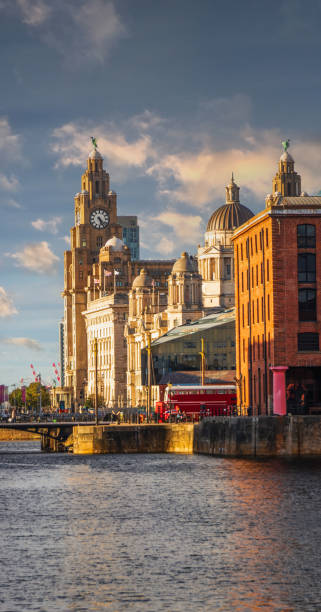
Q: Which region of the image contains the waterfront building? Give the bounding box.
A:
[62,146,123,405]
[126,253,205,407]
[62,144,174,408]
[150,308,236,385]
[198,176,254,311]
[233,143,321,415]
[117,215,140,260]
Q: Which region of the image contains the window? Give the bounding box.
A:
[256,265,258,286]
[266,228,269,247]
[79,271,83,280]
[241,244,243,260]
[297,224,316,248]
[266,259,269,282]
[242,304,244,327]
[298,253,316,282]
[257,298,259,323]
[96,236,103,248]
[95,181,99,194]
[241,272,244,292]
[82,240,87,247]
[255,235,258,253]
[224,258,231,280]
[298,288,316,321]
[267,294,270,320]
[298,333,319,352]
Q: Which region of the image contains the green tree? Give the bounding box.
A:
[9,388,23,408]
[26,382,50,409]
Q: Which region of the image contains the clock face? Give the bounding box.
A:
[90,208,109,229]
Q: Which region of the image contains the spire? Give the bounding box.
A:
[225,173,240,204]
[272,140,301,197]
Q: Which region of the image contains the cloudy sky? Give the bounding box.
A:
[1,0,321,386]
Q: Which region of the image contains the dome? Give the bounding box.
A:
[89,148,103,159]
[172,252,196,274]
[105,236,125,250]
[132,268,153,289]
[280,151,294,163]
[206,202,254,231]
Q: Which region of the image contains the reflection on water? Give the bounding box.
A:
[1,443,321,611]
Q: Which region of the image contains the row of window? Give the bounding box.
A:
[239,224,316,263]
[242,295,271,327]
[239,228,269,261]
[241,260,270,292]
[242,333,320,361]
[241,252,316,296]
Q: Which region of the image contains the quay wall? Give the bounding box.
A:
[194,416,321,457]
[0,429,40,441]
[73,423,194,454]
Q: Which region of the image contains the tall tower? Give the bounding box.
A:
[272,142,301,196]
[62,144,122,406]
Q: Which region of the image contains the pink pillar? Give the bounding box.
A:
[270,366,288,416]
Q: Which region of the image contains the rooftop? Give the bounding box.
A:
[151,308,235,347]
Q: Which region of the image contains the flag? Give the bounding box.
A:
[114,270,120,276]
[94,278,99,284]
[104,270,112,276]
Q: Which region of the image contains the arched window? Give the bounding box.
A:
[297,224,316,248]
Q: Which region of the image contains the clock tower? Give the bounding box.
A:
[62,145,122,406]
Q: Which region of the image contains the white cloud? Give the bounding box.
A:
[51,121,154,178]
[62,235,71,245]
[5,1,126,67]
[16,0,50,26]
[0,287,18,317]
[0,174,19,191]
[0,117,22,162]
[31,216,62,234]
[73,0,126,64]
[140,210,203,257]
[6,199,22,209]
[6,241,59,274]
[0,337,42,351]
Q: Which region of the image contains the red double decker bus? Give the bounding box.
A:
[155,384,237,422]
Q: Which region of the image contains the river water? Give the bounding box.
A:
[1,442,321,612]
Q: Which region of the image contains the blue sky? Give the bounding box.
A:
[1,0,321,386]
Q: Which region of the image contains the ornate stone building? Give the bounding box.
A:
[62,147,123,405]
[125,253,203,407]
[198,176,254,310]
[62,146,174,407]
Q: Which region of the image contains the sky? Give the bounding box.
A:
[2,0,321,386]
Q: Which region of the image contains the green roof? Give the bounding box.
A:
[151,308,235,347]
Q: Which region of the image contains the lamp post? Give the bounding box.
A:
[93,338,98,425]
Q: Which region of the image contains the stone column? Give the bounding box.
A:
[270,366,288,416]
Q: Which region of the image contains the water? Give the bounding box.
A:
[1,443,321,612]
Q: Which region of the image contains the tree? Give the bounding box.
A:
[9,388,23,408]
[9,382,50,410]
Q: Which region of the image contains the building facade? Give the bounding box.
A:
[233,145,321,415]
[198,176,253,310]
[117,215,140,260]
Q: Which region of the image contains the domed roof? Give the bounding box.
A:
[132,268,153,289]
[280,151,294,163]
[172,252,196,274]
[105,236,125,250]
[206,175,254,232]
[89,148,103,159]
[207,202,254,231]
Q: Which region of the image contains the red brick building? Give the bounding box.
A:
[233,145,321,415]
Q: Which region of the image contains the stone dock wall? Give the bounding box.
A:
[73,423,194,454]
[0,429,40,441]
[73,417,321,456]
[194,416,321,457]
